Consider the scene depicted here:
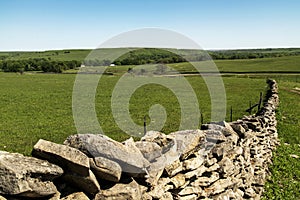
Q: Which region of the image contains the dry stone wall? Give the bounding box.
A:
[0,79,279,200]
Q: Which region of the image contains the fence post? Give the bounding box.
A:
[143,116,147,135]
[258,92,263,111]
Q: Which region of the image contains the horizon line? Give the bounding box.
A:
[1,46,300,52]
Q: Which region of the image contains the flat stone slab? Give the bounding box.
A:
[64,134,150,174]
[32,139,90,176]
[0,151,63,198]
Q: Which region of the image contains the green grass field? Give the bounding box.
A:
[169,55,300,73]
[0,72,267,154]
[0,54,299,198]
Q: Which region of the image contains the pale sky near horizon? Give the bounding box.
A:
[1,0,300,51]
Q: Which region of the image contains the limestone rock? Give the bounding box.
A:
[179,194,198,200]
[191,172,219,187]
[165,159,183,177]
[145,144,180,186]
[185,165,207,179]
[141,131,174,148]
[170,173,185,188]
[90,157,122,182]
[205,130,227,143]
[64,134,149,174]
[63,170,100,196]
[160,192,173,200]
[205,178,233,196]
[213,189,236,200]
[244,187,256,198]
[230,123,246,137]
[145,160,165,186]
[218,157,236,177]
[178,186,205,196]
[183,156,205,171]
[32,139,90,176]
[60,192,90,200]
[208,177,242,196]
[206,163,220,172]
[169,129,206,160]
[0,151,62,198]
[206,157,217,167]
[48,191,61,200]
[142,193,153,200]
[147,178,173,199]
[95,179,143,200]
[135,141,162,162]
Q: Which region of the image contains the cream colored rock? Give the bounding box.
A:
[135,141,162,162]
[64,134,149,175]
[191,172,219,187]
[218,157,236,177]
[63,170,100,196]
[214,189,236,200]
[89,157,122,182]
[184,165,207,179]
[147,178,173,199]
[95,179,143,200]
[141,131,174,148]
[206,177,242,196]
[183,156,205,171]
[165,159,183,177]
[0,196,6,200]
[206,163,220,172]
[160,192,173,200]
[60,192,90,200]
[32,139,90,176]
[0,151,62,198]
[169,129,206,160]
[170,173,185,188]
[180,194,198,200]
[178,186,204,196]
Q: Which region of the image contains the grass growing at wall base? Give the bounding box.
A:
[262,80,300,199]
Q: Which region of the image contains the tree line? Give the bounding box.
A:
[113,48,187,65]
[0,58,81,73]
[209,50,300,60]
[108,48,300,65]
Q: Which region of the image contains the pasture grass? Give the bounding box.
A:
[0,72,266,155]
[168,55,300,73]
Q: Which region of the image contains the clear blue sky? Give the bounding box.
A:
[1,0,300,50]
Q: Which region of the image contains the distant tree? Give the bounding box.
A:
[4,61,23,72]
[0,61,3,71]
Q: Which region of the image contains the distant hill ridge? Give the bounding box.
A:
[1,48,300,73]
